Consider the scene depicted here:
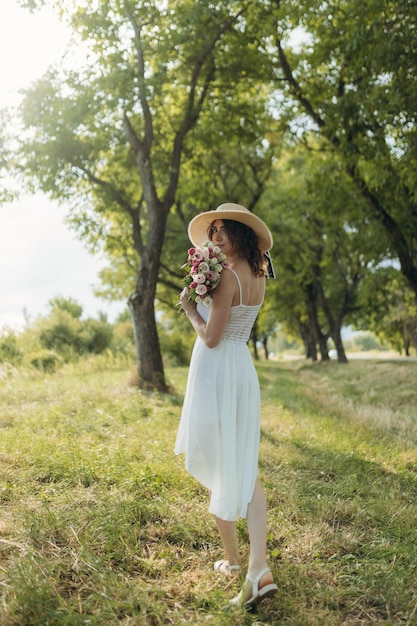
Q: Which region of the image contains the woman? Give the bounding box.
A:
[175,203,277,609]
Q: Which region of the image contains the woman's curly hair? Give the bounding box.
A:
[208,219,266,277]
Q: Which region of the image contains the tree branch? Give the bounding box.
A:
[158,276,184,292]
[164,6,249,208]
[123,0,153,154]
[123,2,160,214]
[346,162,417,290]
[123,112,158,214]
[275,35,417,297]
[275,37,330,136]
[76,165,144,255]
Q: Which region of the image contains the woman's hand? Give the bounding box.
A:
[180,287,197,317]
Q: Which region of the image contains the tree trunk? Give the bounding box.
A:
[262,337,269,360]
[305,322,318,360]
[127,201,170,392]
[306,278,330,361]
[251,324,259,360]
[128,290,168,391]
[312,264,352,364]
[318,333,330,362]
[297,318,318,361]
[333,325,348,364]
[305,283,330,361]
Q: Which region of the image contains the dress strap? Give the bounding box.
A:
[228,268,243,305]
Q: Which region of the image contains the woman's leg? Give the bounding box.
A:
[229,479,276,606]
[213,479,270,574]
[213,515,241,568]
[246,478,269,576]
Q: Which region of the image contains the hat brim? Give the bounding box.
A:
[188,204,273,253]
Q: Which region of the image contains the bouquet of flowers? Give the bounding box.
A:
[181,241,229,307]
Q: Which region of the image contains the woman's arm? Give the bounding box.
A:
[180,269,235,348]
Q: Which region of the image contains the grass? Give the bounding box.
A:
[0,355,416,625]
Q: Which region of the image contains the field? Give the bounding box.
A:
[0,356,416,625]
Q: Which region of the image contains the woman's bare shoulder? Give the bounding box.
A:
[217,267,237,290]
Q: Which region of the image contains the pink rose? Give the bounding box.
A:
[194,273,205,284]
[206,270,216,281]
[193,248,204,261]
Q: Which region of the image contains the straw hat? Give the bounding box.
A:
[188,203,273,253]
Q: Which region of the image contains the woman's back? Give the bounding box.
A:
[222,268,264,344]
[228,263,265,308]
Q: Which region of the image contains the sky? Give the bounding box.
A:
[0,1,125,330]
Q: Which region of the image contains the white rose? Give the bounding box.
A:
[198,262,209,273]
[195,284,208,295]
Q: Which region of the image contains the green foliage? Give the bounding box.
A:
[8,298,115,364]
[272,331,303,355]
[159,327,192,367]
[354,266,417,355]
[79,318,113,354]
[5,0,417,384]
[0,330,23,365]
[258,142,388,359]
[351,332,384,352]
[48,296,83,319]
[38,309,85,359]
[109,318,135,358]
[259,0,417,296]
[30,298,104,360]
[26,349,63,373]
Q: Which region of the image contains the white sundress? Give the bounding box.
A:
[174,269,264,522]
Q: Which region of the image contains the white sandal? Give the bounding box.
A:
[213,559,241,578]
[230,567,277,609]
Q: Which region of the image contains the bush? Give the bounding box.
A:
[80,318,113,354]
[159,331,191,367]
[353,332,384,352]
[38,310,83,360]
[27,350,63,373]
[111,319,136,358]
[37,309,113,360]
[0,330,23,365]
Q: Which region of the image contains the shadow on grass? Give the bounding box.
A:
[254,361,417,624]
[259,439,417,624]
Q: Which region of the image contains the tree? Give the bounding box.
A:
[261,141,388,362]
[10,0,263,391]
[9,0,415,382]
[354,266,417,355]
[252,296,278,360]
[259,0,417,299]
